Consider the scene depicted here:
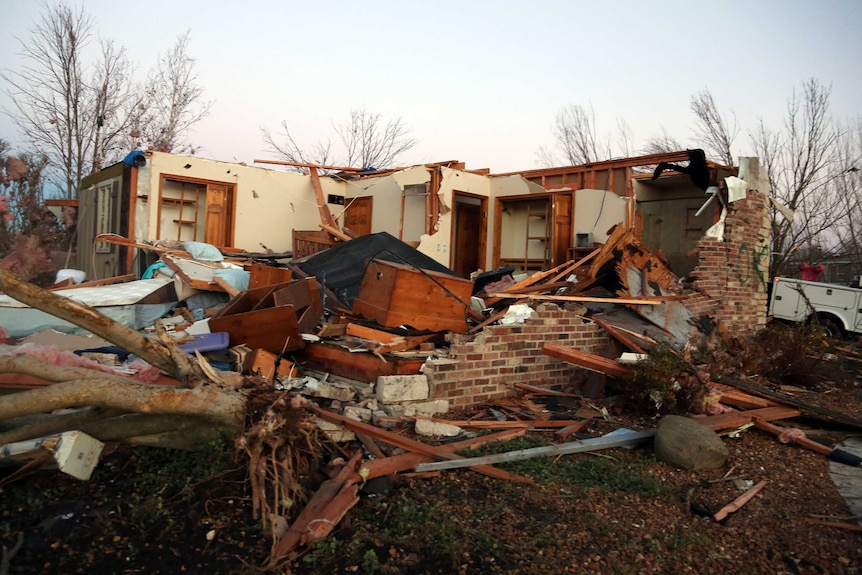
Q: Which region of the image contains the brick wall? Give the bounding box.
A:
[688,190,771,334]
[425,304,611,407]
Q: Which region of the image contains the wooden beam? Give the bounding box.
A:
[360,428,526,480]
[542,342,634,379]
[692,405,802,431]
[308,167,339,230]
[713,480,767,522]
[48,273,136,291]
[253,159,364,172]
[311,405,533,483]
[488,293,665,305]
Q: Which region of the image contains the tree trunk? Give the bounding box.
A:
[0,379,246,434]
[0,268,204,385]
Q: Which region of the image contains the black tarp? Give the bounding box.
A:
[293,232,463,308]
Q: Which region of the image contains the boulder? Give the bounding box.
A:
[654,415,728,471]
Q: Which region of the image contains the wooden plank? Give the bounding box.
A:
[312,406,533,483]
[360,428,526,479]
[48,273,137,291]
[483,260,574,306]
[592,316,648,354]
[717,375,862,430]
[345,323,402,343]
[514,383,582,397]
[752,418,834,457]
[301,342,426,382]
[556,420,590,440]
[488,293,665,305]
[713,480,767,521]
[272,451,361,557]
[542,342,634,379]
[208,305,303,354]
[415,429,656,473]
[692,406,802,431]
[247,262,293,290]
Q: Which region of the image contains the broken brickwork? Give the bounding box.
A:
[424,304,611,407]
[686,191,771,333]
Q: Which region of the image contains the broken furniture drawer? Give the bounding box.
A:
[351,259,472,334]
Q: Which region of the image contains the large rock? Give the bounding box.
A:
[654,415,728,471]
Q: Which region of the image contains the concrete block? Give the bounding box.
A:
[415,418,462,438]
[315,381,356,402]
[315,418,356,443]
[343,405,373,423]
[376,375,429,404]
[405,399,449,416]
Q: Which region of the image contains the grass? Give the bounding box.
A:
[458,434,673,497]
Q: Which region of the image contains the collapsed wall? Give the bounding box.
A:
[424,304,610,407]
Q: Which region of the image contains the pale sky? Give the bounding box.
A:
[1,0,860,173]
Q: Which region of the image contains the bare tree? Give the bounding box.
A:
[830,120,862,270]
[90,40,144,170]
[548,104,601,165]
[751,79,842,277]
[641,127,685,156]
[690,90,738,165]
[2,3,94,198]
[136,31,212,154]
[262,108,417,170]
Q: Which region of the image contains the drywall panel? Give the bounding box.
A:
[573,189,628,245]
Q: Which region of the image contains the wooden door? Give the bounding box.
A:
[551,193,572,266]
[204,183,233,247]
[344,196,373,236]
[453,201,482,278]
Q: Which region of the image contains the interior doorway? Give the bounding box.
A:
[451,192,487,278]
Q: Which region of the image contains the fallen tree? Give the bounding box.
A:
[0,269,247,450]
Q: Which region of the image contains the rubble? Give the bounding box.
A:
[1,202,861,569]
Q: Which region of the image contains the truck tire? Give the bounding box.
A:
[816,314,845,339]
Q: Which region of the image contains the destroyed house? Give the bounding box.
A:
[72,149,772,408]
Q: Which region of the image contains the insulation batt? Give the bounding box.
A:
[6,344,161,382]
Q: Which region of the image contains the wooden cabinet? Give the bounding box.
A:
[352,259,473,333]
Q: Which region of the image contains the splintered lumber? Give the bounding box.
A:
[311,405,533,483]
[487,293,665,305]
[717,375,862,430]
[693,405,802,431]
[542,342,634,379]
[272,451,362,557]
[802,518,862,532]
[592,316,648,353]
[415,429,656,473]
[753,418,862,466]
[345,323,434,353]
[0,269,204,384]
[360,428,526,479]
[556,420,590,440]
[713,480,768,522]
[482,260,575,306]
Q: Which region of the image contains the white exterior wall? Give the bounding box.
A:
[138,152,349,253]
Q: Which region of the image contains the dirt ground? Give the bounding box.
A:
[1,336,861,575]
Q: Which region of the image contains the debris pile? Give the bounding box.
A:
[1,227,861,570]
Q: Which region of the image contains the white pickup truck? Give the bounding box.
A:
[768,276,862,338]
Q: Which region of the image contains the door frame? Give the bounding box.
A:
[450,191,487,274]
[156,174,236,246]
